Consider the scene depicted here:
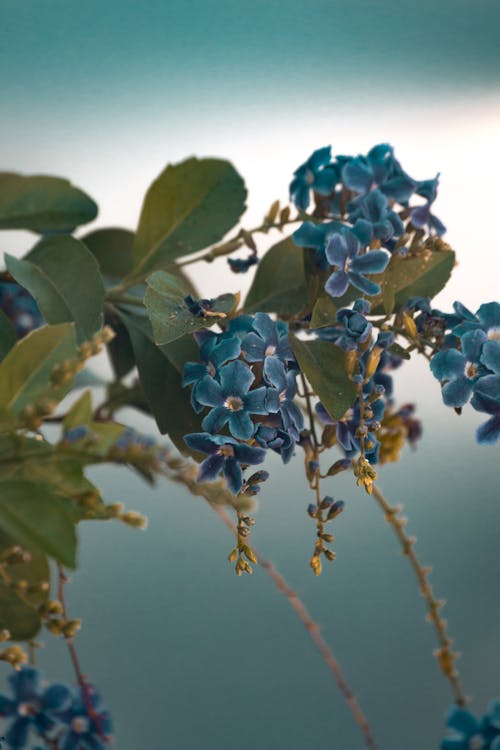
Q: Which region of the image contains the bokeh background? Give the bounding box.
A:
[1,2,499,748]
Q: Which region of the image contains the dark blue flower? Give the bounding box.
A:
[430,330,491,408]
[241,313,294,366]
[196,360,277,440]
[471,374,500,445]
[227,255,258,273]
[317,300,373,351]
[57,685,112,750]
[254,424,296,464]
[450,302,500,340]
[289,146,338,210]
[0,282,44,338]
[183,433,266,493]
[292,220,343,269]
[0,667,72,749]
[324,231,389,298]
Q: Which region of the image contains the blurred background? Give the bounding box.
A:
[1,1,499,748]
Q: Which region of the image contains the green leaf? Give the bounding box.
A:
[129,157,247,278]
[145,270,236,345]
[6,235,105,341]
[63,390,93,429]
[244,237,307,314]
[290,336,356,420]
[0,584,42,641]
[370,247,456,314]
[0,172,97,233]
[0,528,50,607]
[81,227,136,278]
[0,480,77,567]
[117,308,202,453]
[0,322,77,417]
[310,295,338,328]
[0,310,17,360]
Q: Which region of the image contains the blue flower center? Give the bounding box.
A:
[224,396,243,412]
[218,445,235,458]
[71,716,90,734]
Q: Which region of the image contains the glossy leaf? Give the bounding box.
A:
[290,335,356,420]
[0,172,97,233]
[0,322,77,417]
[145,270,236,345]
[244,237,307,314]
[310,295,338,328]
[0,583,42,641]
[117,308,202,454]
[82,227,136,278]
[370,247,456,314]
[6,235,105,340]
[0,529,50,612]
[0,480,77,568]
[129,157,247,278]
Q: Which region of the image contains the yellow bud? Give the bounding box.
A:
[0,645,27,668]
[402,311,418,339]
[0,629,11,642]
[121,511,148,529]
[309,555,322,576]
[243,546,258,565]
[62,619,82,638]
[227,548,238,563]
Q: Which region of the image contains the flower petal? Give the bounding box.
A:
[9,667,41,701]
[183,433,217,454]
[348,272,380,296]
[325,270,350,298]
[233,443,267,465]
[197,453,225,483]
[430,349,466,381]
[222,456,243,494]
[228,411,255,440]
[244,386,271,415]
[480,340,500,374]
[441,377,472,407]
[350,250,390,274]
[202,406,230,434]
[252,313,277,346]
[196,375,224,408]
[325,234,348,267]
[220,360,254,396]
[477,415,500,445]
[263,357,287,391]
[241,331,267,362]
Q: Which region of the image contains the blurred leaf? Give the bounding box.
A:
[117,308,202,454]
[0,172,97,233]
[290,336,356,420]
[0,322,77,418]
[129,157,247,278]
[106,317,136,379]
[63,390,93,429]
[0,480,77,568]
[244,237,307,314]
[145,270,236,345]
[0,310,17,359]
[6,235,105,341]
[0,584,42,641]
[81,227,135,278]
[310,296,337,328]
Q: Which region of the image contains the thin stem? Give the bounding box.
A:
[370,484,466,706]
[212,504,379,750]
[300,372,319,449]
[57,564,108,739]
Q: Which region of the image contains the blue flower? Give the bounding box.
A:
[441,705,488,750]
[241,313,294,366]
[347,189,405,242]
[262,359,304,441]
[0,282,44,338]
[289,146,337,210]
[317,300,373,350]
[430,330,491,408]
[196,360,277,440]
[0,667,72,749]
[324,232,389,298]
[292,220,343,269]
[57,685,113,750]
[471,374,500,445]
[450,302,500,340]
[254,424,296,464]
[411,201,446,235]
[183,331,241,413]
[183,433,266,493]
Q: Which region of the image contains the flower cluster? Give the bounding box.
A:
[0,282,44,339]
[429,301,500,444]
[291,143,446,301]
[314,300,417,464]
[442,702,500,750]
[183,313,304,493]
[0,667,112,749]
